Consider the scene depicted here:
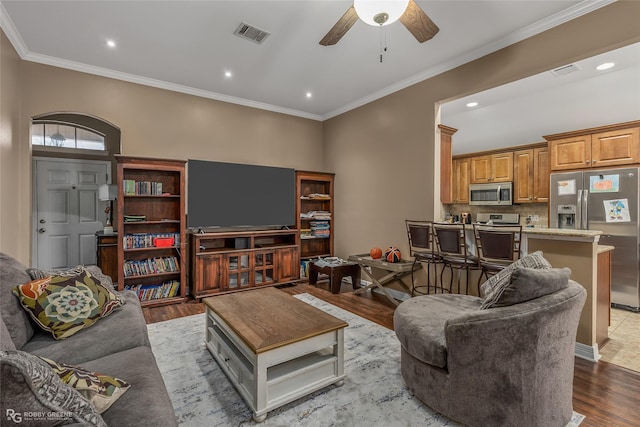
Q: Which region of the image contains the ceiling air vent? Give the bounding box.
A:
[234,22,270,45]
[551,63,580,77]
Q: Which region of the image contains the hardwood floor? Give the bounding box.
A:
[143,282,640,427]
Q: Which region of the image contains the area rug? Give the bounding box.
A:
[148,293,585,426]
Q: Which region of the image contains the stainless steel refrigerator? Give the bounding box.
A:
[550,167,640,311]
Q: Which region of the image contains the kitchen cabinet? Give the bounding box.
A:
[546,122,640,171]
[592,127,640,168]
[451,157,470,203]
[439,125,457,204]
[513,146,549,203]
[470,152,513,183]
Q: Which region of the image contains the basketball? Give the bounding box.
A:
[369,247,383,259]
[384,246,401,263]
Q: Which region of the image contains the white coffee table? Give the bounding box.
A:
[203,288,348,422]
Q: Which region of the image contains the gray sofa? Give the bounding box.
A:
[394,268,586,427]
[0,252,178,426]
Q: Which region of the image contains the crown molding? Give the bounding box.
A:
[20,51,324,121]
[1,0,615,122]
[321,0,616,120]
[0,1,28,57]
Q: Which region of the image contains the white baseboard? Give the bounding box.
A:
[574,342,600,362]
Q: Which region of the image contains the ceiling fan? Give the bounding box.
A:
[320,0,439,46]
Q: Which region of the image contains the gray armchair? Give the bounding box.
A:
[394,267,586,427]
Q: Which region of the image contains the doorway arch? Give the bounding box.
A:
[31,112,121,268]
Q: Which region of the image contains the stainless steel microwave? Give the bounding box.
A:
[469,182,513,206]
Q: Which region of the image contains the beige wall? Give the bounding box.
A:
[1,31,30,263]
[2,1,640,264]
[324,1,640,260]
[3,36,324,263]
[20,62,323,169]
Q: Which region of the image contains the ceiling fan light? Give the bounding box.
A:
[354,0,410,27]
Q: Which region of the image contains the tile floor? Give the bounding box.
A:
[599,307,640,373]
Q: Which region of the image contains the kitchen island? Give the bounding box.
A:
[455,225,611,361]
[521,228,612,361]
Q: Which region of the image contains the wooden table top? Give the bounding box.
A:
[203,288,348,354]
[347,254,419,272]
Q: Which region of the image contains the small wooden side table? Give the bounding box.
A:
[347,254,421,306]
[308,261,361,294]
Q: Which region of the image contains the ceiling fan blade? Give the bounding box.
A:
[400,0,439,43]
[319,5,359,46]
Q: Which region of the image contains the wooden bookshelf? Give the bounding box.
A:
[296,171,334,274]
[116,156,187,307]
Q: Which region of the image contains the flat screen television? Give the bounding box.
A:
[187,160,296,230]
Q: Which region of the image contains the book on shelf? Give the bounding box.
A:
[125,280,180,301]
[123,232,181,249]
[124,214,147,222]
[122,180,163,196]
[123,256,179,277]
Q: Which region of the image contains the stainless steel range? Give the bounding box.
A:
[476,213,520,225]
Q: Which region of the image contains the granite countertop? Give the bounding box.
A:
[452,223,603,239]
[521,227,602,238]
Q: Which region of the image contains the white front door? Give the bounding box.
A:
[33,158,110,269]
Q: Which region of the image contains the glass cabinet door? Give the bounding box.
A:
[227,254,250,289]
[255,251,275,285]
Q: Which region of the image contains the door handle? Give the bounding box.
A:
[576,190,582,229]
[39,219,46,224]
[38,228,46,233]
[582,190,589,230]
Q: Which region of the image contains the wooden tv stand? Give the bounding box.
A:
[189,229,300,299]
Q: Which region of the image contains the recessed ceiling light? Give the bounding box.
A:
[596,62,615,71]
[224,71,232,78]
[306,92,313,99]
[106,40,116,48]
[466,102,478,108]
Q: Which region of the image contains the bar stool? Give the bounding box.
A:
[433,223,480,295]
[473,223,523,291]
[405,220,444,295]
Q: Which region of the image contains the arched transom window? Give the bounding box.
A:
[31,121,106,152]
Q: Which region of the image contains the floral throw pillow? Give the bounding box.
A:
[12,270,125,340]
[39,356,130,413]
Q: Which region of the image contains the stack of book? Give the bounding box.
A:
[123,256,179,277]
[310,220,330,238]
[300,193,331,200]
[300,211,331,220]
[124,214,146,222]
[125,280,180,301]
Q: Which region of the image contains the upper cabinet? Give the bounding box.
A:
[546,122,640,171]
[470,152,513,183]
[513,146,549,203]
[451,158,470,204]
